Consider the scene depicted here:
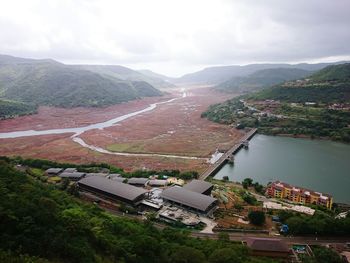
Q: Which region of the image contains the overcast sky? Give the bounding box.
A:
[1,0,350,77]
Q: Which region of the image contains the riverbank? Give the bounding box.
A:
[202,98,350,143]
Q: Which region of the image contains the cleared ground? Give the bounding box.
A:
[0,86,242,172]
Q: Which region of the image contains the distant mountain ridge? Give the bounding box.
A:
[76,65,174,89]
[176,61,350,84]
[215,68,312,93]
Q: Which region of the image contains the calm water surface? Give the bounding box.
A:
[214,134,350,203]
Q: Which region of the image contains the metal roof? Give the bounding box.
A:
[78,176,147,201]
[245,238,289,252]
[63,168,77,173]
[183,179,213,194]
[160,186,217,212]
[45,168,63,174]
[148,179,168,186]
[127,177,149,185]
[59,172,86,179]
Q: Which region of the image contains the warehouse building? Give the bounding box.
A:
[183,179,214,195]
[148,179,168,187]
[45,168,63,176]
[78,176,147,206]
[59,172,86,181]
[127,177,149,187]
[160,186,218,215]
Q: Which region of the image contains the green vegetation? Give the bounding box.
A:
[216,68,311,93]
[248,211,266,226]
[242,178,253,189]
[0,55,163,118]
[301,246,342,263]
[0,159,278,263]
[240,191,258,205]
[0,99,37,119]
[248,63,350,103]
[277,210,350,236]
[202,64,350,142]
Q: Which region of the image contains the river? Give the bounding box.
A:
[0,91,207,161]
[214,134,350,203]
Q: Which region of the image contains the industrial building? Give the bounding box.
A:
[160,186,218,215]
[78,176,147,206]
[45,168,63,176]
[148,179,168,187]
[59,172,86,181]
[127,177,149,187]
[183,179,214,195]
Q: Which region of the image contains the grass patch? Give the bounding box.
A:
[106,142,146,153]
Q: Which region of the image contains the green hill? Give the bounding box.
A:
[215,68,311,93]
[0,55,163,117]
[249,63,350,103]
[0,99,36,119]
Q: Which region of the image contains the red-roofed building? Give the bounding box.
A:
[243,237,290,258]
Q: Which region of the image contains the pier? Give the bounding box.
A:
[199,128,258,180]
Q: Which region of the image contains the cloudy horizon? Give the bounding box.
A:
[1,0,350,77]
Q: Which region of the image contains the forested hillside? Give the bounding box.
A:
[215,68,311,93]
[0,99,36,119]
[0,55,163,117]
[248,63,350,103]
[0,159,277,263]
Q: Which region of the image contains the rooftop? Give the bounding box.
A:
[127,177,149,185]
[183,179,213,194]
[59,172,86,179]
[45,168,63,174]
[160,186,217,212]
[78,175,147,202]
[148,179,168,186]
[245,238,289,253]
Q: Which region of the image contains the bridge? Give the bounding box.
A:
[199,128,257,181]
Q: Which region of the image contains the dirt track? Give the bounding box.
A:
[0,86,241,172]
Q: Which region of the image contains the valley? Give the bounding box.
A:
[0,86,241,172]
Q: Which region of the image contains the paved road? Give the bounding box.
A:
[190,232,350,245]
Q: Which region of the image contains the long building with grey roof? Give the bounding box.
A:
[183,179,213,195]
[160,186,218,215]
[78,176,147,205]
[59,172,86,181]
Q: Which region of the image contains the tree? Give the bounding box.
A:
[241,192,257,205]
[311,247,342,263]
[242,178,253,189]
[209,248,247,263]
[253,183,264,194]
[169,246,206,263]
[248,211,266,226]
[218,232,230,242]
